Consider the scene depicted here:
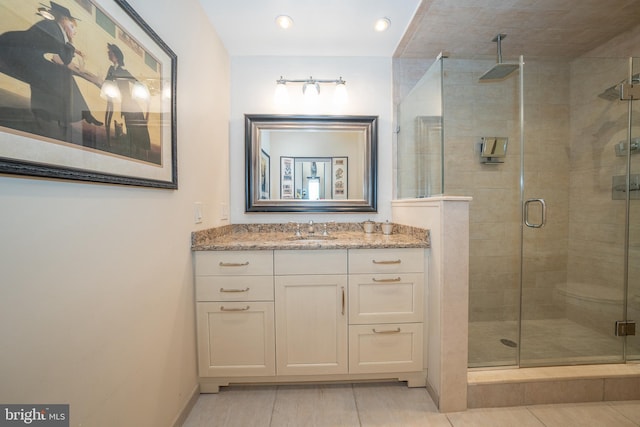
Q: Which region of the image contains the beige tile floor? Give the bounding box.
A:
[182,382,640,427]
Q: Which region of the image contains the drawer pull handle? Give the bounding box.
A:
[341,286,345,316]
[219,287,250,293]
[372,328,401,334]
[219,261,250,267]
[372,259,401,265]
[220,305,250,311]
[372,277,402,283]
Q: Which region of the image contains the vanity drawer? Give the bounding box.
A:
[196,275,274,302]
[349,323,423,374]
[348,249,424,274]
[349,273,424,324]
[274,249,347,275]
[195,250,273,276]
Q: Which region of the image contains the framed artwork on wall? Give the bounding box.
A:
[332,157,348,199]
[260,149,270,199]
[280,156,293,199]
[0,0,177,188]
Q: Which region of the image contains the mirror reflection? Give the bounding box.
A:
[246,115,377,212]
[293,158,331,200]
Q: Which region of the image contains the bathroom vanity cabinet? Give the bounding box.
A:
[194,245,426,392]
[195,250,275,377]
[348,249,424,374]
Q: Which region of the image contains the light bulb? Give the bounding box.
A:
[374,17,391,32]
[275,15,293,29]
[303,82,320,104]
[274,82,289,106]
[334,81,348,106]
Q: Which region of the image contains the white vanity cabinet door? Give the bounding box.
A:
[349,273,424,324]
[349,323,423,374]
[275,274,348,375]
[197,301,275,377]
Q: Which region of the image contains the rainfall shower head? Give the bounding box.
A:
[598,73,640,101]
[479,34,519,82]
[480,63,520,81]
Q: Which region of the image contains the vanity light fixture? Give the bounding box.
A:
[275,76,347,105]
[275,15,294,29]
[374,17,391,32]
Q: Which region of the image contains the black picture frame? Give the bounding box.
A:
[0,0,177,188]
[260,149,270,199]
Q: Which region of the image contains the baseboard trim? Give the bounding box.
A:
[172,384,200,427]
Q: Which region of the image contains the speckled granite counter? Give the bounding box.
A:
[191,223,430,251]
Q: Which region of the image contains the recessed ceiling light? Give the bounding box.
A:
[275,15,294,30]
[374,17,391,32]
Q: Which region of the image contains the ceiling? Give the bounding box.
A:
[397,0,640,60]
[197,0,421,57]
[197,0,640,60]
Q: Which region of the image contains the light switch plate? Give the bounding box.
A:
[194,202,203,224]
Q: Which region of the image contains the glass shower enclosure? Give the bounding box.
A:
[396,54,639,368]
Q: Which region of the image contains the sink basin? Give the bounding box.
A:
[286,235,337,241]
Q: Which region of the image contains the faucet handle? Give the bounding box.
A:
[289,221,302,237]
[322,221,335,236]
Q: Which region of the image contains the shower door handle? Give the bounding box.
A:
[524,198,546,228]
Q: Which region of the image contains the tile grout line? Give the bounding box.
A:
[525,405,549,427]
[443,413,456,427]
[268,385,279,427]
[351,384,363,427]
[604,400,640,426]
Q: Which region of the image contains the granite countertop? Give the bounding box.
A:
[191,223,430,251]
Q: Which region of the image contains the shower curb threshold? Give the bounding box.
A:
[468,363,640,385]
[467,364,640,408]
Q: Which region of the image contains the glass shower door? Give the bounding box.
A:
[626,56,639,361]
[519,56,632,366]
[396,57,444,199]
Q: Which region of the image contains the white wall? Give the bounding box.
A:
[0,0,230,425]
[229,56,393,223]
